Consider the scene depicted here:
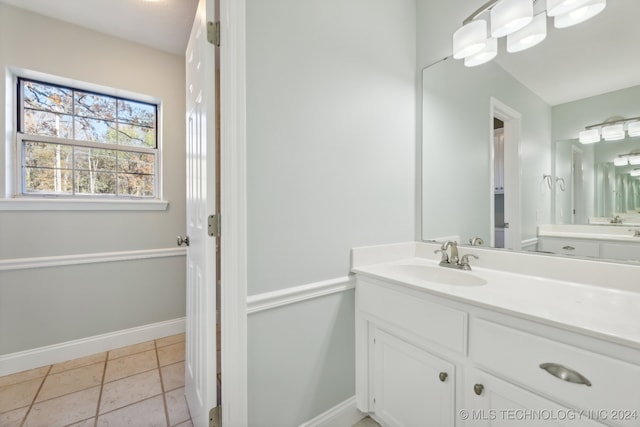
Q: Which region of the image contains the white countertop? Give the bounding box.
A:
[351,242,640,349]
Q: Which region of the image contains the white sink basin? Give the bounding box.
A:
[388,264,487,286]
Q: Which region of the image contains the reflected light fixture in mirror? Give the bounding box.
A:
[614,156,629,166]
[453,0,606,67]
[631,169,640,177]
[602,123,625,141]
[630,155,640,166]
[628,121,640,137]
[507,11,547,52]
[579,129,600,144]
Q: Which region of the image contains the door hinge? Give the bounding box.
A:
[208,214,221,237]
[207,21,221,47]
[209,406,221,427]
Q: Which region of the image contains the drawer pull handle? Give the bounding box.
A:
[539,363,592,387]
[474,383,484,395]
[562,246,575,250]
[439,372,448,382]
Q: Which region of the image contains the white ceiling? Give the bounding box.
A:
[1,0,635,106]
[495,0,640,106]
[0,0,198,56]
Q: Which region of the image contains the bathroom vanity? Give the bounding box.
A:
[352,242,640,427]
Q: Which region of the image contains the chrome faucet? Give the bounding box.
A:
[630,229,640,237]
[434,241,478,270]
[610,215,623,224]
[469,237,484,246]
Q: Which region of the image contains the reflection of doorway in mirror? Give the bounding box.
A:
[494,119,505,248]
[571,147,584,224]
[491,98,522,250]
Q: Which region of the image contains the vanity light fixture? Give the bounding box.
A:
[491,0,533,38]
[465,37,499,67]
[629,155,640,166]
[507,11,547,52]
[602,124,625,141]
[630,169,640,177]
[554,0,607,28]
[578,129,600,144]
[453,20,489,59]
[453,0,605,67]
[546,0,590,17]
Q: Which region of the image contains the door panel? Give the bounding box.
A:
[185,0,217,425]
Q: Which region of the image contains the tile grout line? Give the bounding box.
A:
[94,353,109,427]
[155,339,172,427]
[19,364,52,427]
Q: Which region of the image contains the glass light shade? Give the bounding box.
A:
[579,129,600,144]
[602,123,625,141]
[614,156,629,166]
[629,155,640,166]
[631,169,640,177]
[547,0,590,17]
[554,0,606,28]
[627,121,640,137]
[464,37,498,67]
[507,12,547,53]
[453,20,488,59]
[491,0,533,38]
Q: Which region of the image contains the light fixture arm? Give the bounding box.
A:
[462,0,540,25]
[585,116,640,130]
[463,0,500,25]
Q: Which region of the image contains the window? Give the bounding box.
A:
[17,78,158,198]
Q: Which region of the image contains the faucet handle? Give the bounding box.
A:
[460,254,478,270]
[434,249,449,263]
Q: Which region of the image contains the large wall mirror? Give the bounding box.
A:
[421,0,640,263]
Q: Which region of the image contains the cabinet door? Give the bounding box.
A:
[466,371,606,427]
[371,327,455,427]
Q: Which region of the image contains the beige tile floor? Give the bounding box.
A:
[0,333,191,427]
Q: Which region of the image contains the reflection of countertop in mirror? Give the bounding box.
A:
[352,242,640,349]
[589,216,640,226]
[538,224,640,242]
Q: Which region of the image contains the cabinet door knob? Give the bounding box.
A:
[474,383,484,395]
[438,372,448,382]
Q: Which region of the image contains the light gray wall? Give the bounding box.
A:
[0,4,186,354]
[246,0,416,424]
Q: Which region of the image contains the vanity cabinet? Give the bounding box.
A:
[355,274,640,427]
[370,326,455,427]
[356,277,463,427]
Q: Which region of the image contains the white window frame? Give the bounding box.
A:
[1,71,168,211]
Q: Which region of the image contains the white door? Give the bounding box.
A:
[184,0,217,425]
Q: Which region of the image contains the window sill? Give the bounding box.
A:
[0,198,169,211]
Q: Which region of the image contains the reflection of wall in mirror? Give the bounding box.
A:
[552,85,640,224]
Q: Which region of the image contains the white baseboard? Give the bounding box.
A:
[0,317,185,376]
[299,396,365,427]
